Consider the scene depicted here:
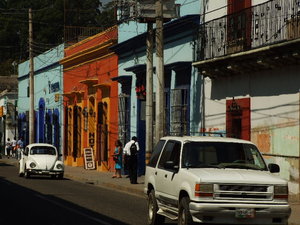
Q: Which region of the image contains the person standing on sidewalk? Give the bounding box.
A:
[16,137,24,160]
[112,140,123,178]
[123,136,139,184]
[5,138,12,158]
[11,137,17,158]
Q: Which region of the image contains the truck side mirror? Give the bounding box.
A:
[164,161,179,172]
[268,163,280,173]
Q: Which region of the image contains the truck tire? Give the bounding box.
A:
[147,190,165,225]
[178,196,194,225]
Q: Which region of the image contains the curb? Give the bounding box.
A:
[63,173,145,198]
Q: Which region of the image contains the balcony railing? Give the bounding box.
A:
[199,0,300,61]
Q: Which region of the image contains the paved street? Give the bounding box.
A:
[0,160,148,225]
[1,157,299,225]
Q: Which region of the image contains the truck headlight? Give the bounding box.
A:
[274,185,288,199]
[195,183,213,197]
[30,162,36,168]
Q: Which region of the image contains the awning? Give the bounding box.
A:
[79,78,98,85]
[124,64,146,73]
[165,61,191,71]
[111,75,132,95]
[111,75,132,84]
[63,91,84,98]
[93,83,111,89]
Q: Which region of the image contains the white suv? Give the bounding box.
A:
[144,136,291,225]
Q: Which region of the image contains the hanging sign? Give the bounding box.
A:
[83,148,96,170]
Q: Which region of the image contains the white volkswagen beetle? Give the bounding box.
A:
[19,143,64,179]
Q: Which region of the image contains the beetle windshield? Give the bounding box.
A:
[182,142,267,171]
[30,146,56,155]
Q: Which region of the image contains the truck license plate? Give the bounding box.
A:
[235,208,255,218]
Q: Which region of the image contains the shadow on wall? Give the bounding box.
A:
[210,66,300,100]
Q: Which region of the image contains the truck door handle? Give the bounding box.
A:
[165,174,167,178]
[155,172,157,175]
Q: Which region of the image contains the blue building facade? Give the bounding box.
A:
[112,0,202,175]
[17,44,64,153]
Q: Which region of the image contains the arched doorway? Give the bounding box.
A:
[73,105,82,162]
[45,109,52,144]
[226,98,250,140]
[38,98,45,143]
[97,101,108,168]
[53,109,60,152]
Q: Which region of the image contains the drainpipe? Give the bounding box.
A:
[201,72,205,133]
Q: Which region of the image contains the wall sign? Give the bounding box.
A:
[83,148,96,170]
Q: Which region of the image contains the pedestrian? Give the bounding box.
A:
[112,140,123,178]
[11,137,17,158]
[17,137,24,160]
[5,138,11,158]
[123,136,139,184]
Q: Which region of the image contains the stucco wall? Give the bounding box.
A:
[17,44,64,148]
[204,0,270,22]
[118,0,201,43]
[201,65,300,198]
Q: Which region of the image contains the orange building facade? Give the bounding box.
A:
[60,26,118,171]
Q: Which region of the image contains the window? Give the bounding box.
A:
[24,147,29,155]
[148,140,166,167]
[30,146,56,155]
[158,140,181,170]
[170,89,190,136]
[182,142,267,170]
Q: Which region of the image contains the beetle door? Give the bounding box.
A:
[19,146,29,173]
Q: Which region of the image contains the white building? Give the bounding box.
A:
[193,0,300,200]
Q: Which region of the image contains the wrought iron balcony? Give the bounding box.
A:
[198,0,300,61]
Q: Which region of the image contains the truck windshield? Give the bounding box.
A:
[182,142,267,171]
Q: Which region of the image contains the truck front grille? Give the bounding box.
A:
[214,184,272,201]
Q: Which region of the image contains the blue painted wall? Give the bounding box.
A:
[17,44,64,152]
[115,0,202,174]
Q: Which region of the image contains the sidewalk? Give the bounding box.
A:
[1,157,299,225]
[64,162,145,197]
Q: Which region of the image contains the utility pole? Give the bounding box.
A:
[29,8,35,144]
[155,0,165,143]
[145,23,153,164]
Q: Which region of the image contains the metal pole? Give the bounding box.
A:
[299,89,300,201]
[155,0,165,143]
[29,8,35,144]
[146,23,154,163]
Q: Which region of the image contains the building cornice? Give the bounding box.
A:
[60,39,117,70]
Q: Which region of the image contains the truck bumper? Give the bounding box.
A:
[189,202,291,224]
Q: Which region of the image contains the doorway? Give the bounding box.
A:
[226,98,250,140]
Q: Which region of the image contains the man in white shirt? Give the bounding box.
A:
[123,136,139,184]
[11,137,17,158]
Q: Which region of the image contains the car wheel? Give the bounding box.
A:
[58,173,64,179]
[147,190,165,225]
[24,168,30,179]
[178,196,194,225]
[19,164,24,177]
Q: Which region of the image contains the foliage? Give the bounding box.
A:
[0,0,115,76]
